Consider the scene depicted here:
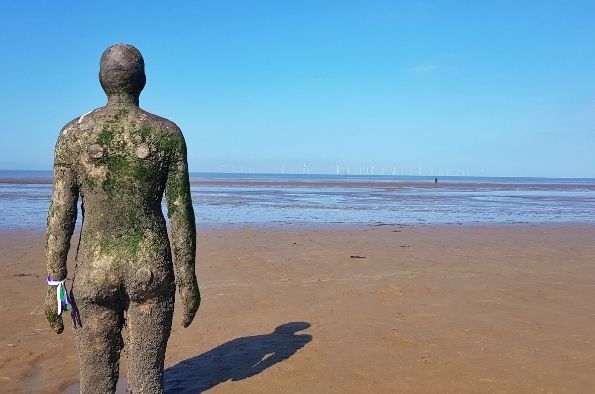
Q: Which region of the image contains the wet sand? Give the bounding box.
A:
[3,176,595,191]
[1,224,595,393]
[190,179,595,191]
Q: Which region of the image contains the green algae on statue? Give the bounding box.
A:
[44,44,200,394]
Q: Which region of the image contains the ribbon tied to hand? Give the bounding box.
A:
[47,275,81,327]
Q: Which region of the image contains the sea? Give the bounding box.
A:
[1,170,595,229]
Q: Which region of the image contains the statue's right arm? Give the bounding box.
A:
[45,127,79,334]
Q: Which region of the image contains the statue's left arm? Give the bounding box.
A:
[165,128,200,327]
[45,127,79,334]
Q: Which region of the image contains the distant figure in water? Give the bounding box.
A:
[44,44,200,393]
[435,177,438,184]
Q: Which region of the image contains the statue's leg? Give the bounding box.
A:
[125,293,174,393]
[74,300,124,394]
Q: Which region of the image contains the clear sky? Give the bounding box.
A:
[1,1,594,177]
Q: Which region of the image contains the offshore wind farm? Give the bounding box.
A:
[217,162,478,177]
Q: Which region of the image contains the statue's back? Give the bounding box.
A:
[57,104,186,302]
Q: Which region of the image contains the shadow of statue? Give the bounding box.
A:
[164,321,312,393]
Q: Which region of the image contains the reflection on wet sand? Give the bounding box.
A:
[1,172,595,228]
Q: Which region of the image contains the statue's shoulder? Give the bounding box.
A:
[54,109,100,162]
[138,108,182,136]
[140,109,181,134]
[56,113,87,149]
[59,107,104,136]
[136,109,186,159]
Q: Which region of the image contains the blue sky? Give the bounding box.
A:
[0,1,594,177]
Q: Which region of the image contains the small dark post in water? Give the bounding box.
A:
[44,44,200,393]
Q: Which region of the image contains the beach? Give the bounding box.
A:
[2,1,595,392]
[2,224,595,393]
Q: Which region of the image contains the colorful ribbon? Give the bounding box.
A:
[47,275,81,327]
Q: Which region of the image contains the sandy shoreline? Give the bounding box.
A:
[1,224,595,393]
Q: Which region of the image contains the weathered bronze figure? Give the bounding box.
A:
[44,44,200,393]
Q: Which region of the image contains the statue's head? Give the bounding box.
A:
[273,322,311,335]
[99,44,146,99]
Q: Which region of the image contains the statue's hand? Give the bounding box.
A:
[44,287,64,334]
[180,281,200,328]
